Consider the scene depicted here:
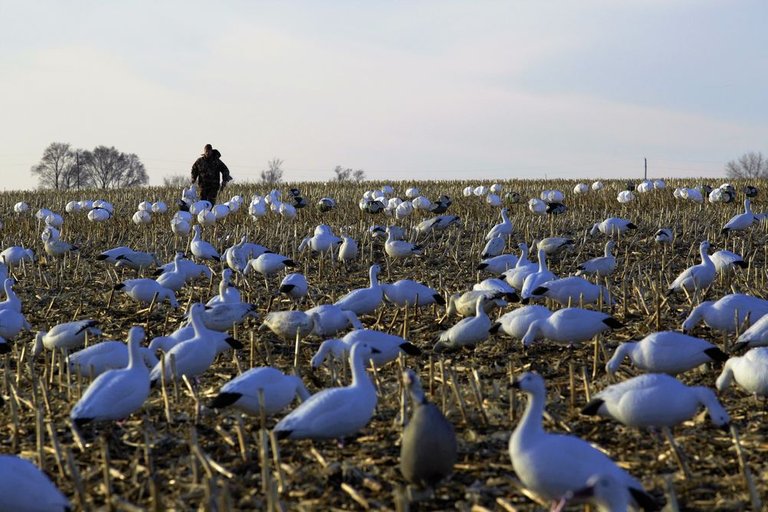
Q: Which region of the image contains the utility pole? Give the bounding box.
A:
[644,157,647,181]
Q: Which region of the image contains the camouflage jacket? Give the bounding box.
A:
[191,156,232,187]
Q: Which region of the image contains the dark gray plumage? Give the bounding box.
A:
[400,369,457,488]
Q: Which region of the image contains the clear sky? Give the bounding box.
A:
[2,1,766,191]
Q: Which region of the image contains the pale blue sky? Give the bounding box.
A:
[1,1,766,190]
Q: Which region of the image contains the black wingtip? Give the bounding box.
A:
[114,283,126,291]
[602,317,624,329]
[704,347,729,363]
[212,256,221,262]
[96,254,109,260]
[734,260,748,269]
[274,429,291,440]
[629,487,663,511]
[476,263,488,270]
[279,284,295,294]
[284,259,296,267]
[580,398,605,416]
[152,268,165,276]
[208,392,242,409]
[531,286,548,296]
[433,294,446,305]
[73,417,92,428]
[150,379,159,389]
[399,342,422,356]
[505,292,520,303]
[489,322,501,334]
[627,222,638,229]
[0,343,10,354]
[721,228,730,235]
[225,337,244,349]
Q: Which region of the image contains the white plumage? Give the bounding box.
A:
[668,241,716,294]
[210,367,311,416]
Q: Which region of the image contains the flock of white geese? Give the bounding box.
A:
[0,182,766,511]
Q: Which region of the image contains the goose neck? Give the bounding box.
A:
[350,347,374,388]
[512,388,546,450]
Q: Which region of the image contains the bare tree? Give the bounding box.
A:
[115,153,149,188]
[725,151,768,179]
[61,149,88,190]
[333,165,366,182]
[353,169,366,182]
[260,158,284,184]
[31,142,75,189]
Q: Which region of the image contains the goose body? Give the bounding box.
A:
[710,249,747,274]
[480,236,505,259]
[67,339,158,377]
[721,199,757,233]
[434,298,492,352]
[576,241,617,277]
[382,279,445,307]
[154,253,188,291]
[530,276,611,306]
[654,228,674,243]
[485,208,513,240]
[446,289,508,317]
[210,367,311,415]
[521,308,622,347]
[71,326,151,424]
[246,252,296,276]
[606,331,728,376]
[567,474,633,512]
[682,293,768,335]
[298,232,342,254]
[477,254,518,274]
[502,243,538,290]
[274,343,379,440]
[311,329,420,368]
[33,319,100,356]
[590,217,637,236]
[0,278,22,313]
[224,237,250,273]
[114,251,160,270]
[0,246,35,266]
[114,278,179,308]
[520,249,556,302]
[490,305,552,340]
[338,235,359,262]
[536,237,574,257]
[96,246,135,264]
[190,225,220,261]
[582,373,729,429]
[279,272,309,299]
[334,264,383,316]
[0,455,70,511]
[0,307,31,340]
[472,278,517,298]
[261,310,314,340]
[385,229,423,259]
[400,369,457,488]
[198,302,258,332]
[668,241,715,294]
[716,348,768,397]
[206,269,241,305]
[306,304,362,337]
[416,215,460,234]
[155,255,212,282]
[509,372,654,508]
[43,237,78,258]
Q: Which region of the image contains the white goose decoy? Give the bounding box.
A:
[576,241,617,277]
[114,278,179,308]
[279,272,309,299]
[566,474,633,512]
[171,213,191,236]
[70,326,151,425]
[154,252,188,292]
[149,304,241,385]
[667,241,715,294]
[306,304,362,337]
[710,249,747,275]
[209,367,311,416]
[582,373,729,429]
[334,264,383,316]
[415,215,460,235]
[274,343,380,440]
[0,262,8,284]
[590,217,638,237]
[721,198,757,234]
[0,455,71,511]
[114,250,161,271]
[42,234,79,258]
[261,310,315,340]
[96,246,135,264]
[33,319,101,357]
[536,237,574,257]
[206,269,241,305]
[245,252,296,276]
[490,305,552,341]
[480,236,505,259]
[223,236,250,273]
[400,369,457,488]
[385,228,423,259]
[529,276,611,307]
[155,254,212,282]
[509,372,656,510]
[0,278,22,312]
[716,347,768,397]
[501,243,538,290]
[654,228,674,244]
[733,313,768,351]
[0,306,31,340]
[434,298,492,352]
[0,246,35,266]
[67,338,159,377]
[476,254,518,274]
[446,289,508,317]
[199,302,258,332]
[485,207,513,240]
[521,308,622,347]
[311,329,420,368]
[682,293,768,335]
[381,279,446,307]
[472,278,517,298]
[606,331,728,376]
[298,229,342,255]
[190,224,221,262]
[520,249,556,302]
[338,234,359,262]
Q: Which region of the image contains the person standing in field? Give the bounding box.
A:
[191,144,233,204]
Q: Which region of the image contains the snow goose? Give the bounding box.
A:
[33,319,101,357]
[274,343,380,440]
[0,307,31,340]
[0,455,70,511]
[716,348,768,397]
[67,339,159,377]
[416,215,460,235]
[446,289,508,317]
[223,236,250,273]
[338,234,359,262]
[279,272,309,299]
[721,198,757,234]
[43,235,78,258]
[654,228,674,244]
[190,224,221,262]
[154,252,188,292]
[509,372,656,509]
[312,329,420,368]
[667,241,715,294]
[199,303,258,332]
[71,326,151,425]
[536,237,574,257]
[0,246,35,266]
[477,254,518,274]
[155,254,212,282]
[710,249,747,274]
[434,298,492,352]
[529,276,611,307]
[206,269,241,305]
[150,304,241,385]
[306,304,362,337]
[733,314,768,350]
[605,331,728,376]
[576,241,616,277]
[245,252,296,276]
[682,293,768,335]
[114,251,161,271]
[0,262,7,284]
[381,279,445,307]
[385,228,423,259]
[400,369,457,488]
[96,246,135,264]
[0,278,22,312]
[209,367,311,415]
[566,474,633,512]
[334,264,384,316]
[472,278,518,299]
[298,230,342,255]
[582,373,729,429]
[490,305,552,340]
[114,278,179,308]
[590,217,638,237]
[501,243,538,290]
[261,310,315,340]
[521,308,622,347]
[485,207,513,240]
[171,213,191,235]
[520,249,556,303]
[480,236,505,259]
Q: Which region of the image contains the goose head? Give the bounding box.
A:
[511,371,546,395]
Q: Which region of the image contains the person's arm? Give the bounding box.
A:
[191,159,199,184]
[219,160,232,186]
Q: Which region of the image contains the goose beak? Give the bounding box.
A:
[510,378,521,389]
[720,422,731,432]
